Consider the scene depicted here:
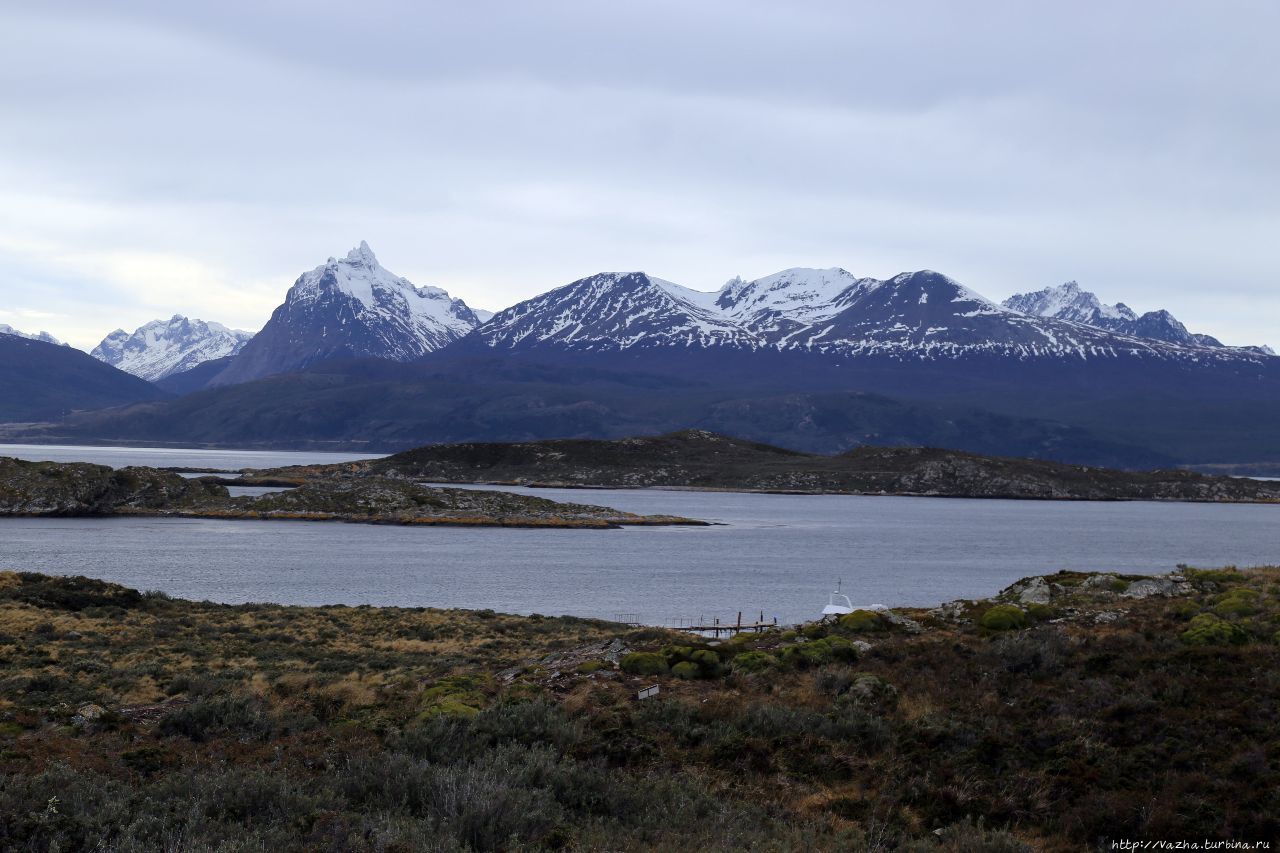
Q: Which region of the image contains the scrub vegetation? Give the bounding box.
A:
[1,566,1279,850]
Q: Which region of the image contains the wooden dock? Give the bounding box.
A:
[674,611,778,636]
[612,611,780,634]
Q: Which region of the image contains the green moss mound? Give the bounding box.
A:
[620,652,669,676]
[731,651,777,673]
[838,610,886,633]
[1180,613,1248,646]
[980,605,1028,632]
[671,661,701,679]
[1212,587,1261,618]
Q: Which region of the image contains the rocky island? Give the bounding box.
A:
[242,430,1280,503]
[0,457,703,529]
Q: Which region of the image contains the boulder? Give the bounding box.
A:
[1016,577,1052,605]
[1121,577,1189,599]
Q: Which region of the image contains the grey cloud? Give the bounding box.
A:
[0,0,1275,350]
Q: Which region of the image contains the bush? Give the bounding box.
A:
[1180,613,1248,646]
[1212,588,1260,618]
[620,652,669,676]
[840,673,898,712]
[660,645,695,665]
[838,610,886,633]
[980,605,1028,632]
[671,661,701,679]
[779,636,858,669]
[731,651,777,673]
[159,695,273,742]
[1025,603,1056,623]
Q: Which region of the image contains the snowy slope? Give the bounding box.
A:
[91,316,254,382]
[211,242,482,386]
[0,324,62,346]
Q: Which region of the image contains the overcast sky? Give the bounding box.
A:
[1,1,1276,350]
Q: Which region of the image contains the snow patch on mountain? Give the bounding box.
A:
[91,316,254,382]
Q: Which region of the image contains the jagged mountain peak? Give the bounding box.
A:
[90,315,254,382]
[209,243,483,386]
[344,240,377,265]
[999,281,1261,350]
[1003,281,1137,325]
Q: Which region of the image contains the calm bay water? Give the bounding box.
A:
[1,444,1277,625]
[0,443,383,471]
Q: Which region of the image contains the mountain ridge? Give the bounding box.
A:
[91,315,254,382]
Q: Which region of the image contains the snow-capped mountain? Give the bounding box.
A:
[91,316,254,382]
[475,267,1271,365]
[1001,281,1262,350]
[1002,281,1137,329]
[211,242,482,386]
[0,324,62,345]
[476,272,761,351]
[716,268,881,341]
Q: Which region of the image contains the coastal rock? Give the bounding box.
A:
[881,610,925,634]
[1081,574,1121,591]
[1016,577,1052,605]
[1121,576,1191,599]
[927,600,972,623]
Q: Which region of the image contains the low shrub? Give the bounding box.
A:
[1180,613,1248,646]
[620,652,669,676]
[731,651,777,673]
[159,695,273,742]
[980,605,1028,632]
[838,610,886,633]
[840,673,898,712]
[1212,588,1261,618]
[660,645,695,665]
[780,636,858,669]
[671,661,701,679]
[1025,603,1056,623]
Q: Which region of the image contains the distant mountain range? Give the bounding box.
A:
[0,324,62,346]
[3,245,1277,469]
[91,315,254,382]
[470,267,1271,364]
